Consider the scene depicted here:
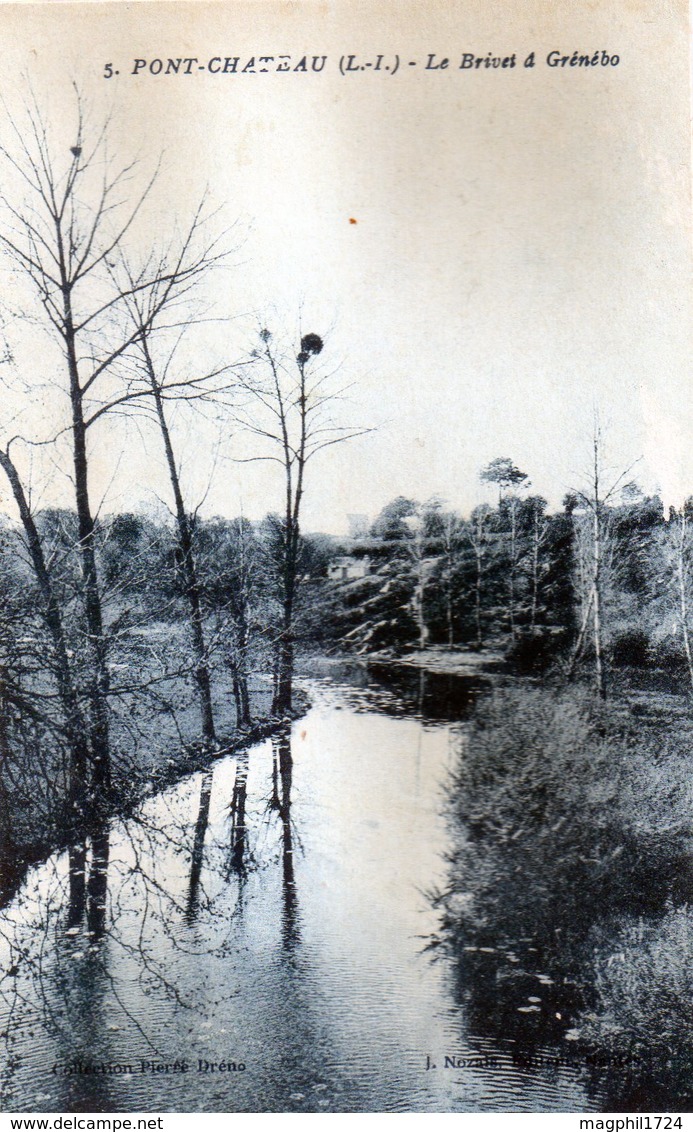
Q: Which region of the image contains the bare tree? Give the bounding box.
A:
[480,457,529,641]
[107,218,231,748]
[0,97,139,804]
[212,517,257,729]
[526,496,549,632]
[0,441,90,830]
[568,420,638,699]
[659,502,693,694]
[466,504,492,650]
[0,94,226,792]
[236,326,368,714]
[439,508,464,647]
[674,509,693,693]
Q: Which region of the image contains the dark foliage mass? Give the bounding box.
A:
[309,485,693,688]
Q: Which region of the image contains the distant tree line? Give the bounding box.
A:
[308,456,693,697]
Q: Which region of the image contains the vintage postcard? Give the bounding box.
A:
[0,0,691,1116]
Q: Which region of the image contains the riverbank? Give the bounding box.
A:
[1,675,309,908]
[301,646,506,679]
[129,685,310,799]
[438,676,693,1109]
[368,645,506,675]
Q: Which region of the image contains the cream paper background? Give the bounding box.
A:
[0,1,688,532]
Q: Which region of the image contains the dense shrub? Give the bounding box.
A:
[649,637,687,674]
[610,630,651,668]
[577,906,693,1108]
[580,907,693,1061]
[442,685,693,946]
[436,682,693,1075]
[504,629,568,674]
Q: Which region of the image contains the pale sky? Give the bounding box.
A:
[0,0,690,533]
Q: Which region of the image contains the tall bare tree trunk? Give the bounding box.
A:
[508,499,518,641]
[676,513,693,693]
[0,666,16,901]
[274,517,298,716]
[273,359,306,715]
[235,610,252,727]
[62,289,112,812]
[530,510,540,631]
[592,433,607,700]
[567,586,595,680]
[0,448,90,830]
[141,340,216,746]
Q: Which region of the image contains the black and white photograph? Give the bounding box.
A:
[0,0,691,1115]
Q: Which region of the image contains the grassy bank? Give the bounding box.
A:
[361,645,507,675]
[3,630,309,904]
[437,680,693,1100]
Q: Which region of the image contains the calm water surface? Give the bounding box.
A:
[0,666,601,1112]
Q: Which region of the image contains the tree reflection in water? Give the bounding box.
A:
[272,726,300,953]
[86,825,110,941]
[185,769,214,923]
[10,666,693,1113]
[229,750,249,876]
[67,842,87,928]
[0,725,302,1103]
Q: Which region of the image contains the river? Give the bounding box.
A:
[0,663,632,1111]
